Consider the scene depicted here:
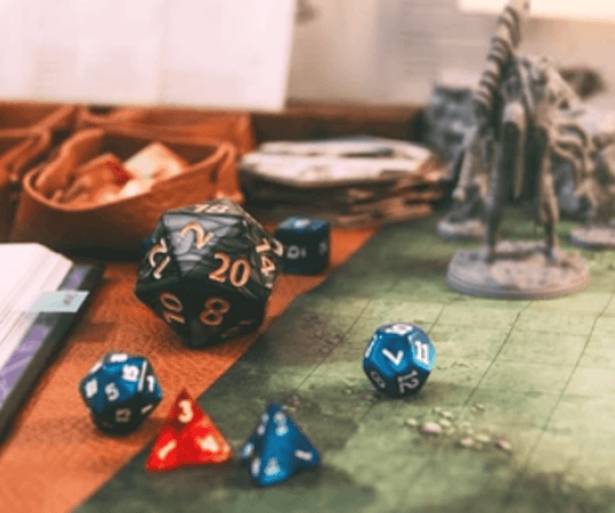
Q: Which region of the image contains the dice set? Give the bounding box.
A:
[135,199,284,348]
[78,199,438,487]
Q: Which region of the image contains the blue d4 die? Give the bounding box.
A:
[363,323,436,398]
[241,402,320,487]
[274,216,330,274]
[79,351,163,434]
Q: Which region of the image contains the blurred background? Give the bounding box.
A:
[1,0,615,110]
[289,0,615,107]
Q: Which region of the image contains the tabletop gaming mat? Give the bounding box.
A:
[71,209,615,512]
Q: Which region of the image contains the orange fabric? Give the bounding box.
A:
[0,132,52,241]
[0,103,78,242]
[0,226,377,513]
[0,102,77,136]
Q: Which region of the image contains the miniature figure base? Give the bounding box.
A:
[446,240,589,299]
[570,224,615,249]
[436,218,485,241]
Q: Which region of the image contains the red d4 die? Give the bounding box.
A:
[146,389,232,471]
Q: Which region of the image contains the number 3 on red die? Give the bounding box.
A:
[146,389,232,471]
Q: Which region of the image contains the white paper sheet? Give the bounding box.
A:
[0,244,72,372]
[0,0,295,110]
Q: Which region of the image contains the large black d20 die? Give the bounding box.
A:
[135,199,284,347]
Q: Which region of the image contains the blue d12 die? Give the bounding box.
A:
[363,323,436,398]
[241,402,320,487]
[79,351,163,434]
[274,216,330,274]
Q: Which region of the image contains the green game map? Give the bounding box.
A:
[76,208,615,513]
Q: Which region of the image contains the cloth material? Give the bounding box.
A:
[0,103,78,241]
[0,132,53,241]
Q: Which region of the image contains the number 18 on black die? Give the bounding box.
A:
[363,323,436,398]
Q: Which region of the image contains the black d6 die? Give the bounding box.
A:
[135,199,284,348]
[274,217,330,274]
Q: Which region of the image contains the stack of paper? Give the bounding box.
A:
[239,137,444,226]
[0,244,73,373]
[0,243,101,440]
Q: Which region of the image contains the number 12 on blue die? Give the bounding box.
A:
[363,323,436,398]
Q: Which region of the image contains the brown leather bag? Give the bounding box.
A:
[77,107,256,156]
[10,129,242,253]
[0,102,77,136]
[0,131,52,241]
[0,103,79,240]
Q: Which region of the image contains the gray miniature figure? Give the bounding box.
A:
[480,52,583,261]
[436,0,597,243]
[568,114,615,249]
[424,83,476,173]
[436,114,492,241]
[445,0,589,299]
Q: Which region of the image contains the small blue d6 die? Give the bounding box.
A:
[363,323,436,398]
[274,217,330,274]
[79,352,163,434]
